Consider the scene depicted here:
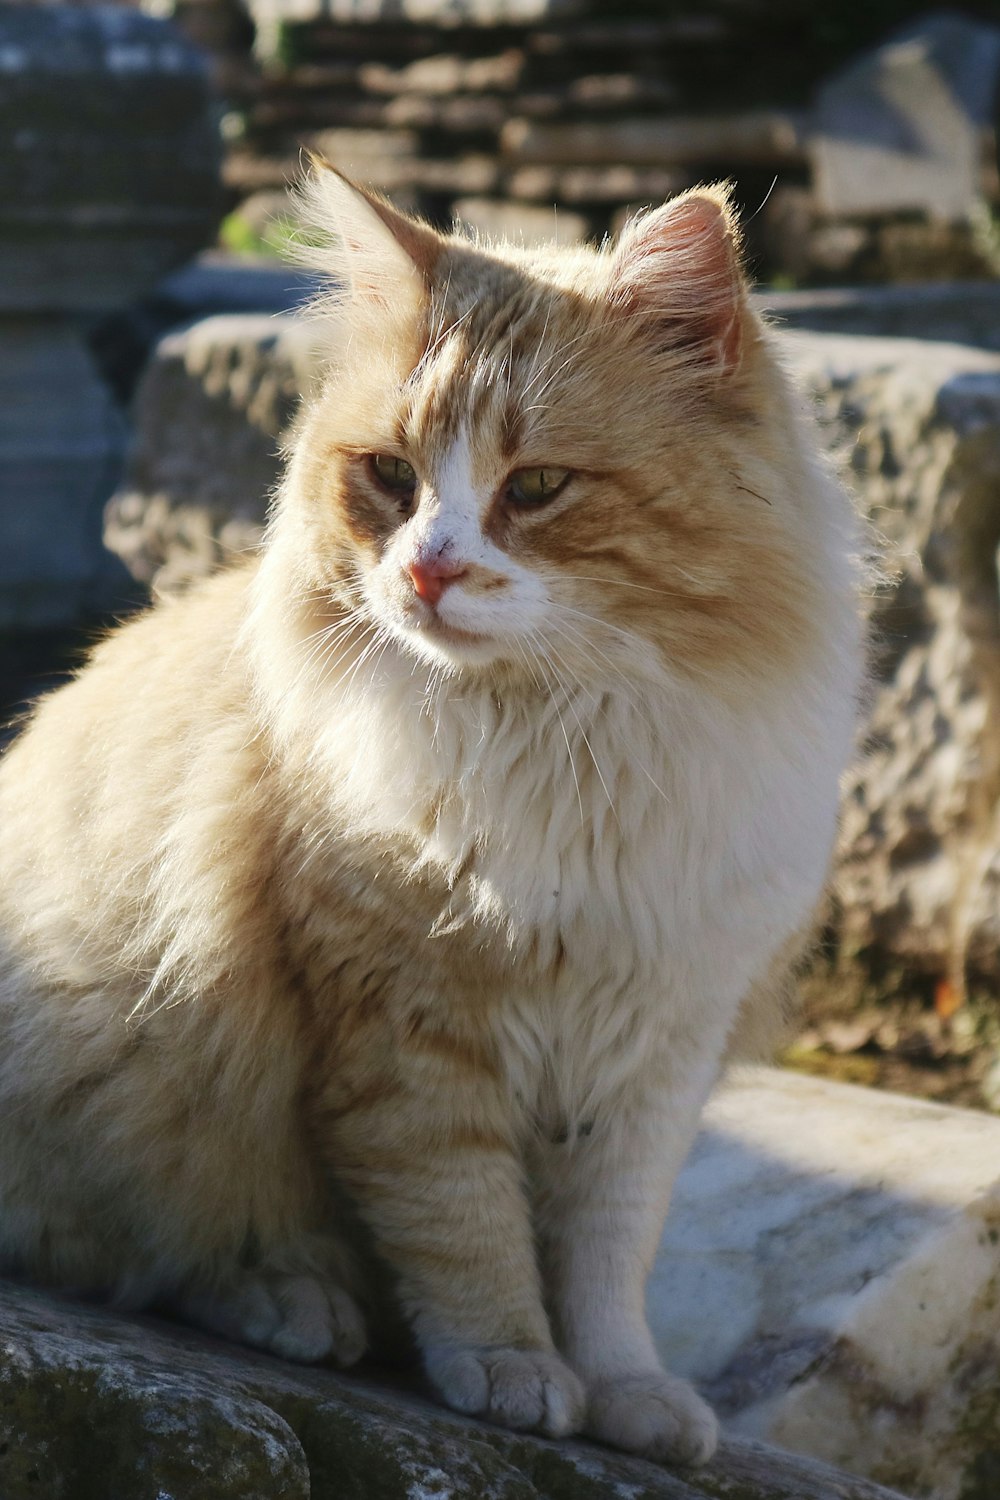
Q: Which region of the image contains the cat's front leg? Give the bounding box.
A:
[318,1039,584,1438]
[535,1055,720,1466]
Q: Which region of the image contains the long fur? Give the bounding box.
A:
[0,168,863,1464]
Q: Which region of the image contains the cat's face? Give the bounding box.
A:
[288,169,812,692]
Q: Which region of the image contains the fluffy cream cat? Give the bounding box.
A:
[0,167,862,1466]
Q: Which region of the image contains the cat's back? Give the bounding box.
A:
[0,561,268,970]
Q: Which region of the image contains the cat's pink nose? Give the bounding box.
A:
[407,557,467,607]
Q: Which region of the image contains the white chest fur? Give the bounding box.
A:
[315,647,852,1010]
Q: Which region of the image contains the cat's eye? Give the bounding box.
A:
[506,467,570,508]
[369,454,417,495]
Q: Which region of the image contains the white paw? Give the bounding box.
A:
[427,1345,585,1438]
[180,1272,367,1368]
[267,1273,367,1367]
[586,1371,719,1467]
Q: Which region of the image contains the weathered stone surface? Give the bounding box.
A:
[105,313,319,594]
[782,333,1000,1000]
[0,4,221,315]
[811,14,1000,222]
[653,1067,1000,1500]
[759,283,1000,354]
[0,1273,911,1500]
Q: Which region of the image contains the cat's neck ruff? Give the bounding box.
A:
[249,563,851,985]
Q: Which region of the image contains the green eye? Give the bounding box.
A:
[370,454,417,493]
[507,467,570,507]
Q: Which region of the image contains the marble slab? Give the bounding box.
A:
[653,1068,1000,1499]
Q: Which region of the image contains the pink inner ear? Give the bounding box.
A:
[612,195,743,374]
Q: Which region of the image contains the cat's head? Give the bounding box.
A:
[280,164,817,695]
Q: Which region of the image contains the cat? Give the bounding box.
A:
[0,165,862,1467]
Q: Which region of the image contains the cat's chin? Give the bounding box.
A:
[399,618,514,675]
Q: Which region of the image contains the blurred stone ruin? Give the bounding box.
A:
[0,1,220,632]
[174,0,1000,283]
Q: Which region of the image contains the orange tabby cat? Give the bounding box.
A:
[0,167,862,1466]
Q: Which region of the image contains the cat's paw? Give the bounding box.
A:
[586,1371,718,1467]
[427,1345,585,1438]
[178,1272,367,1367]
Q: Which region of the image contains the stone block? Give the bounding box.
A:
[358,48,524,96]
[505,163,683,206]
[105,313,319,595]
[0,4,222,315]
[501,111,806,168]
[757,283,1000,354]
[811,14,1000,221]
[383,90,509,134]
[653,1068,1000,1499]
[0,1271,911,1500]
[781,333,1000,999]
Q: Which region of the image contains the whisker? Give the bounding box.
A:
[555,574,694,601]
[541,623,672,808]
[523,633,585,829]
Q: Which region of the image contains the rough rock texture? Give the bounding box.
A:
[782,333,1000,1002]
[0,1275,912,1500]
[654,1068,1000,1500]
[105,313,319,594]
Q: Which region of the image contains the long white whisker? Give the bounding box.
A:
[556,574,695,601]
[523,633,585,830]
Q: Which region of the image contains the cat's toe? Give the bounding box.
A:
[269,1274,368,1367]
[428,1346,585,1438]
[176,1271,367,1367]
[586,1371,718,1467]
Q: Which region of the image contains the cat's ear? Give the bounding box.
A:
[608,186,744,374]
[295,159,441,304]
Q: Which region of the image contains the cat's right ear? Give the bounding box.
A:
[294,158,441,306]
[607,187,745,375]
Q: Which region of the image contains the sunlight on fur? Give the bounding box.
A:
[0,164,864,1467]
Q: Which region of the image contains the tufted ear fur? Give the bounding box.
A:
[294,158,442,307]
[608,186,744,374]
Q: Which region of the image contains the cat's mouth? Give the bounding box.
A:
[402,607,506,667]
[422,616,486,646]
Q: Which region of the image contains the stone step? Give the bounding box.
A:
[656,1067,1000,1498]
[0,1273,913,1500]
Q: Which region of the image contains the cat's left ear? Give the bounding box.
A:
[608,186,744,375]
[296,158,441,304]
